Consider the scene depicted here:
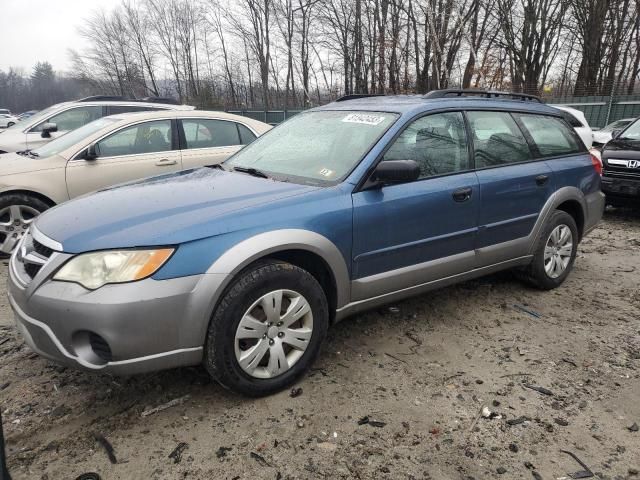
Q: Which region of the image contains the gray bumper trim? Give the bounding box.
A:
[9,292,203,372]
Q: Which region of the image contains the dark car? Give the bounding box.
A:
[601,118,640,206]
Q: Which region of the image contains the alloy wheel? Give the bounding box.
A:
[0,205,39,254]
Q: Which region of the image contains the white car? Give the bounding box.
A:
[551,105,593,148]
[0,114,19,128]
[0,96,194,154]
[592,117,636,146]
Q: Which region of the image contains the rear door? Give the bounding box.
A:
[469,110,554,266]
[179,118,257,169]
[66,118,182,197]
[351,111,479,300]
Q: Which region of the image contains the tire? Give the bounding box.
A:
[518,210,578,290]
[0,193,51,258]
[204,260,329,397]
[6,122,14,128]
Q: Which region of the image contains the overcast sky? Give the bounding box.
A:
[0,0,119,73]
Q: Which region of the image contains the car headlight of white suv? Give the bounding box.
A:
[54,248,174,289]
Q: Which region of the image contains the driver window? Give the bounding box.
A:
[31,106,103,132]
[96,120,172,158]
[383,112,469,179]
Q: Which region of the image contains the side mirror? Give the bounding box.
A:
[611,129,623,139]
[367,160,420,188]
[40,122,58,138]
[84,143,99,160]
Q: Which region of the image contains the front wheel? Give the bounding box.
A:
[518,210,578,290]
[204,260,329,397]
[0,194,51,257]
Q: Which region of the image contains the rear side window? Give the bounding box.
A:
[182,119,240,149]
[559,111,584,128]
[466,111,532,168]
[238,123,257,145]
[383,112,469,178]
[516,114,582,157]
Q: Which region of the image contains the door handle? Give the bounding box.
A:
[535,174,549,186]
[155,159,177,166]
[452,186,473,202]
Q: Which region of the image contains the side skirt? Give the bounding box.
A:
[334,255,532,322]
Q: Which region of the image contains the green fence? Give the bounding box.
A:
[229,95,640,128]
[547,94,640,128]
[226,110,305,125]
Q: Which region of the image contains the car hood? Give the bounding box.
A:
[0,129,24,153]
[35,168,319,253]
[592,130,611,143]
[0,151,61,176]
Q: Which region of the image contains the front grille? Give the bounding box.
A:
[33,239,54,258]
[603,169,640,180]
[14,229,58,283]
[24,262,42,279]
[89,333,113,362]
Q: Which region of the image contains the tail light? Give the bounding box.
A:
[589,148,603,176]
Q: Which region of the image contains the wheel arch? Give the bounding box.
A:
[0,189,57,208]
[549,187,587,241]
[204,229,350,323]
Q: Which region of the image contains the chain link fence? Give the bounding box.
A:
[227,95,640,129]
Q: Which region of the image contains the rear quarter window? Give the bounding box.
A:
[516,114,583,157]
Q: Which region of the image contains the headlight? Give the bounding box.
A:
[53,249,174,289]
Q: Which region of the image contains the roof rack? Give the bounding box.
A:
[335,94,385,102]
[76,95,181,105]
[424,89,542,103]
[139,96,181,105]
[76,95,128,102]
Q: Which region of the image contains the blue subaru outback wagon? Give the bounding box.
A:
[8,90,604,396]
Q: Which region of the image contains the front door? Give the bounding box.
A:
[66,119,182,198]
[351,111,479,301]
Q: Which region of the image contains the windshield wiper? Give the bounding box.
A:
[16,149,38,158]
[233,166,269,178]
[206,163,227,171]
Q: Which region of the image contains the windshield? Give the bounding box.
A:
[225,110,398,185]
[32,117,119,157]
[618,119,640,141]
[7,104,62,131]
[602,119,633,132]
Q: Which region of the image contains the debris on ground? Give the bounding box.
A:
[289,387,303,398]
[168,442,188,464]
[250,452,271,467]
[629,422,639,432]
[93,434,117,464]
[560,449,594,479]
[357,416,386,428]
[140,394,190,417]
[524,384,554,396]
[216,446,232,459]
[513,304,542,318]
[481,406,502,420]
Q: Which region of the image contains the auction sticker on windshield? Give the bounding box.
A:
[342,113,386,125]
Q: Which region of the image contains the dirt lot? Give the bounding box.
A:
[1,209,639,480]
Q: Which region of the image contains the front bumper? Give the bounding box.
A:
[601,174,640,203]
[7,241,217,374]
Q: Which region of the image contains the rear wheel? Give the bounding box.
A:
[518,210,578,290]
[0,194,51,257]
[204,260,328,396]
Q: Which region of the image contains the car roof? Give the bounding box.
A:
[102,109,271,131]
[313,94,563,117]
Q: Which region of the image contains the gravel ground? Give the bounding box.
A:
[1,209,639,480]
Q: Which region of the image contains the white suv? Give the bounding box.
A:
[0,96,194,154]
